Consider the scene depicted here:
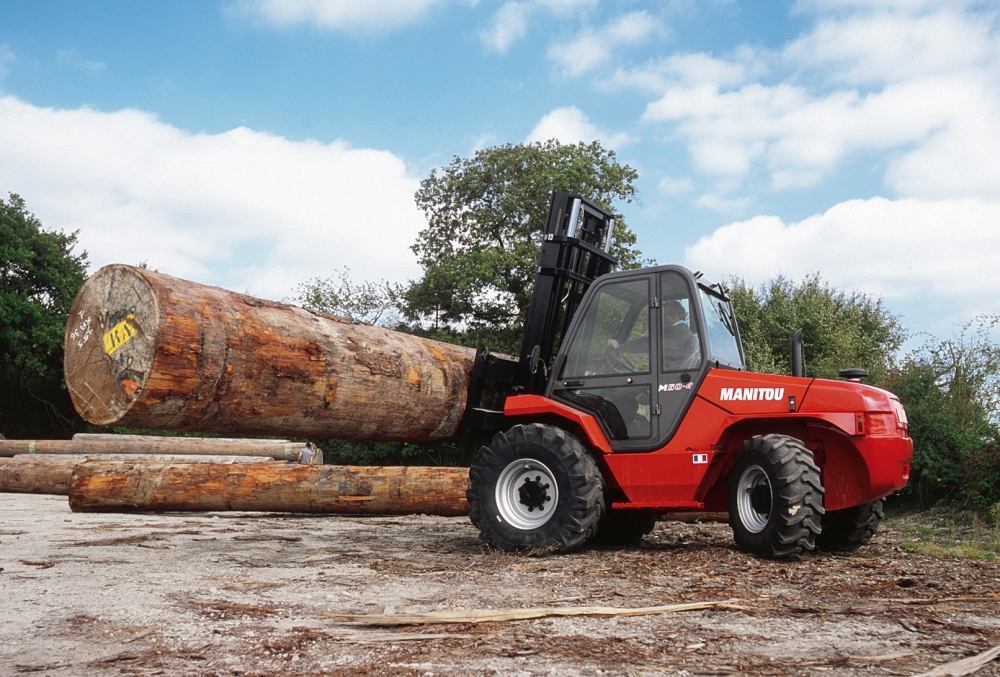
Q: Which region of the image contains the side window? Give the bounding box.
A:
[561,279,650,378]
[660,272,701,371]
[698,287,744,368]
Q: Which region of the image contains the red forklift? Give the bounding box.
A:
[457,192,912,560]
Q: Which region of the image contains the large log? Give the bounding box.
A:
[68,462,472,515]
[0,434,321,462]
[0,455,279,495]
[64,265,477,441]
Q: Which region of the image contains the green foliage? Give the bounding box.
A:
[295,266,402,326]
[313,439,464,467]
[729,274,904,379]
[0,193,89,438]
[404,139,644,354]
[883,316,1000,509]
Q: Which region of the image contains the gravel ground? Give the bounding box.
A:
[1,492,999,676]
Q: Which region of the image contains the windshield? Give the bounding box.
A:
[697,286,744,368]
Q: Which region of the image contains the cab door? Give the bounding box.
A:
[548,275,658,451]
[655,270,706,443]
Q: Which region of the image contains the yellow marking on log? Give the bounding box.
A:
[102,315,136,355]
[29,441,35,454]
[427,344,445,362]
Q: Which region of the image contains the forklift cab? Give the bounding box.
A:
[546,266,745,452]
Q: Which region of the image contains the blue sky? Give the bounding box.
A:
[1,0,998,341]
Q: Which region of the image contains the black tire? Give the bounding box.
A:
[728,434,824,560]
[817,499,884,552]
[591,509,657,546]
[468,423,605,552]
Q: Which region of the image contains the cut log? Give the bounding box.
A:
[0,455,279,495]
[69,462,471,515]
[0,457,79,494]
[64,265,477,441]
[0,434,322,463]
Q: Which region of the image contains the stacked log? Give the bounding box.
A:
[63,265,477,441]
[0,454,278,495]
[69,462,472,515]
[0,434,321,462]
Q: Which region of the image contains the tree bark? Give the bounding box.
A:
[64,265,477,441]
[69,462,472,515]
[0,434,322,463]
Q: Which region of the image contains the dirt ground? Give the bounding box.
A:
[1,493,999,677]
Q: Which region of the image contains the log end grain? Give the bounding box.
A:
[64,265,161,425]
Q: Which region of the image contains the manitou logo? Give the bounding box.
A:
[720,387,785,402]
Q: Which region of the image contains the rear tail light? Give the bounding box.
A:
[890,399,908,430]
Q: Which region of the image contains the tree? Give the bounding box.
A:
[295,267,402,326]
[0,193,89,438]
[883,316,1000,509]
[405,140,645,353]
[729,274,904,380]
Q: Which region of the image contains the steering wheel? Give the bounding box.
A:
[602,342,637,373]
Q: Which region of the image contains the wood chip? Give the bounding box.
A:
[319,600,746,625]
[913,643,1000,677]
[18,560,55,569]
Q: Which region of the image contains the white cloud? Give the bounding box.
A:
[0,96,424,300]
[658,175,694,195]
[694,192,752,214]
[601,50,761,95]
[525,106,631,148]
[56,49,105,72]
[536,0,597,16]
[639,6,1000,197]
[548,11,661,76]
[0,43,15,82]
[685,196,1000,326]
[479,0,598,51]
[229,0,460,33]
[480,2,531,53]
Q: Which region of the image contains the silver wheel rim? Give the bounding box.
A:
[737,465,772,534]
[495,458,559,530]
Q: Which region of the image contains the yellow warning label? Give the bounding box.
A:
[102,316,136,355]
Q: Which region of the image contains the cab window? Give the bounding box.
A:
[660,272,702,371]
[561,278,650,378]
[698,286,744,368]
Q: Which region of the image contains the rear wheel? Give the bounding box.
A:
[468,424,605,552]
[591,509,657,546]
[817,499,884,551]
[728,434,824,560]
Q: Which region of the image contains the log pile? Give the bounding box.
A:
[69,462,472,515]
[63,265,477,441]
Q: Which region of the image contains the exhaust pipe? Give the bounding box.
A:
[791,328,804,378]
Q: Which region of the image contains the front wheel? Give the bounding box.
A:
[728,434,824,560]
[468,424,605,552]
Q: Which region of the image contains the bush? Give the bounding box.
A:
[882,316,1000,510]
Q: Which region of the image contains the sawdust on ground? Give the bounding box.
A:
[1,493,999,676]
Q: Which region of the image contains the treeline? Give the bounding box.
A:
[2,141,998,513]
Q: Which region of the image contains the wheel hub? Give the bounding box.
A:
[736,465,772,534]
[518,475,551,511]
[496,459,560,530]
